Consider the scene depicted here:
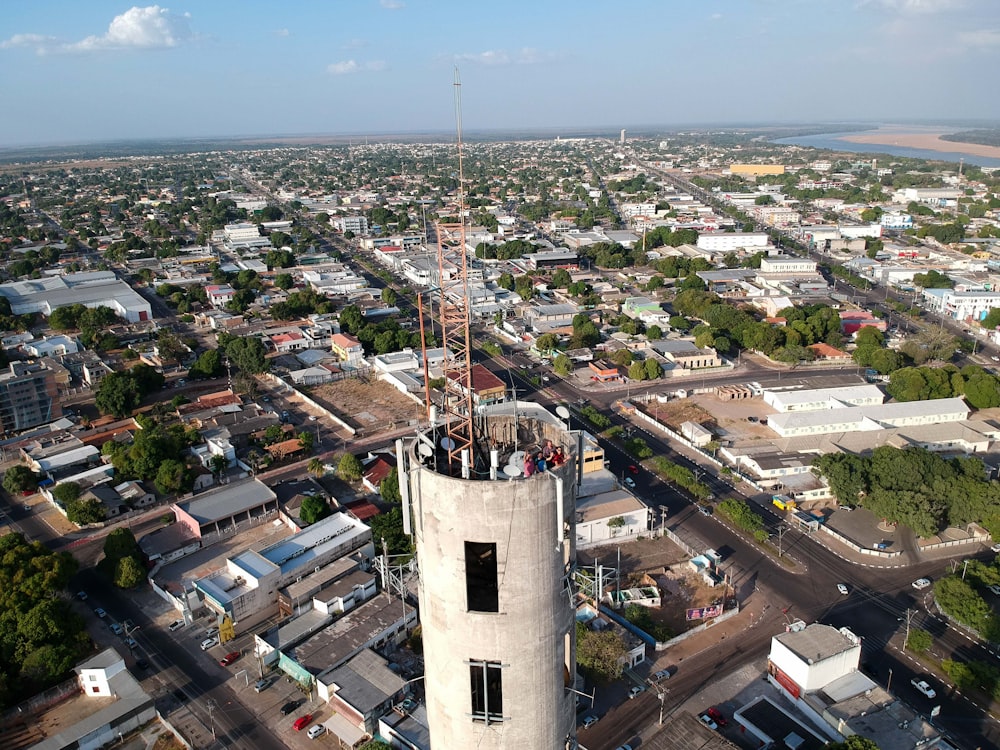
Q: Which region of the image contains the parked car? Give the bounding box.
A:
[698,505,712,516]
[991,543,1000,553]
[627,464,639,475]
[989,584,1000,596]
[94,607,107,619]
[200,637,218,651]
[254,677,274,693]
[653,668,672,682]
[627,685,644,699]
[76,591,88,601]
[280,699,303,716]
[110,622,123,635]
[134,658,149,670]
[614,745,633,750]
[837,583,849,595]
[293,714,314,731]
[123,637,138,649]
[168,619,185,632]
[307,725,325,740]
[699,713,718,730]
[706,706,728,727]
[623,477,636,489]
[581,715,599,729]
[912,578,931,590]
[219,651,241,666]
[911,678,937,699]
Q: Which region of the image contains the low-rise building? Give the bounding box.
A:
[0,271,152,323]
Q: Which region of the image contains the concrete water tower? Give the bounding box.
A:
[400,402,580,749]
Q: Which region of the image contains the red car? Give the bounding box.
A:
[627,465,639,475]
[219,651,241,666]
[293,714,313,731]
[706,706,728,727]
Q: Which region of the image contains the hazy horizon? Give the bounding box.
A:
[3,1,1000,146]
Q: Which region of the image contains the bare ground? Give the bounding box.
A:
[583,536,730,637]
[308,377,423,434]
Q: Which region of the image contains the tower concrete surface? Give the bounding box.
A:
[405,403,578,749]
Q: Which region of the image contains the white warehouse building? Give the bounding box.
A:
[767,398,970,438]
[696,231,770,252]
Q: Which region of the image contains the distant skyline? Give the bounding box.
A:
[2,0,999,146]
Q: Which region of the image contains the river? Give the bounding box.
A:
[772,131,1000,168]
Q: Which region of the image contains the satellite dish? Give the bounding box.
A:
[440,437,456,450]
[502,465,522,478]
[556,405,570,420]
[418,443,433,457]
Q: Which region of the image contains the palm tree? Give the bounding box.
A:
[307,458,325,478]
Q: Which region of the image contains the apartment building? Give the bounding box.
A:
[0,361,62,434]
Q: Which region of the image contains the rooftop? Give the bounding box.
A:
[175,478,276,525]
[774,623,860,664]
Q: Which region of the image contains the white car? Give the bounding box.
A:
[307,725,326,740]
[912,578,931,590]
[837,583,849,595]
[911,678,936,699]
[989,585,1000,596]
[200,637,218,651]
[699,714,719,730]
[623,477,636,489]
[168,619,186,632]
[581,715,599,729]
[627,685,644,699]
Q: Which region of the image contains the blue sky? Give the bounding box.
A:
[2,0,999,146]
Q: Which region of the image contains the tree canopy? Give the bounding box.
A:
[814,446,1000,538]
[0,534,86,708]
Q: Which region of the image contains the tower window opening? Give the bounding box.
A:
[465,541,499,612]
[469,660,504,724]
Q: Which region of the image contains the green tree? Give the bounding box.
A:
[274,273,294,290]
[576,621,627,681]
[300,495,332,526]
[189,349,224,379]
[113,555,146,589]
[370,506,411,557]
[65,498,106,525]
[337,453,363,482]
[95,371,141,418]
[3,465,37,494]
[225,337,268,374]
[906,629,932,654]
[307,458,326,477]
[51,482,80,506]
[553,354,572,376]
[380,467,402,503]
[824,737,881,750]
[551,269,572,288]
[298,431,315,453]
[381,287,398,305]
[155,459,193,495]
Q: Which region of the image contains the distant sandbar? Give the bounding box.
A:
[838,130,1000,160]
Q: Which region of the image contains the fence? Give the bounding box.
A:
[0,678,78,727]
[654,605,741,652]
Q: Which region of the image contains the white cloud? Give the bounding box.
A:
[2,5,193,54]
[958,28,1000,46]
[273,28,290,38]
[710,12,723,20]
[380,0,405,8]
[454,48,557,66]
[67,5,193,51]
[327,59,387,75]
[860,0,966,12]
[0,33,58,50]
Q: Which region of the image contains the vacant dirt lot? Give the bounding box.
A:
[309,378,423,435]
[585,536,729,638]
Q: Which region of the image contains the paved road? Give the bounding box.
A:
[77,567,289,750]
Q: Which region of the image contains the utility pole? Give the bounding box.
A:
[903,609,915,650]
[777,524,786,558]
[206,699,217,740]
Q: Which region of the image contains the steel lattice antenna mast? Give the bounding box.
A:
[424,68,477,475]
